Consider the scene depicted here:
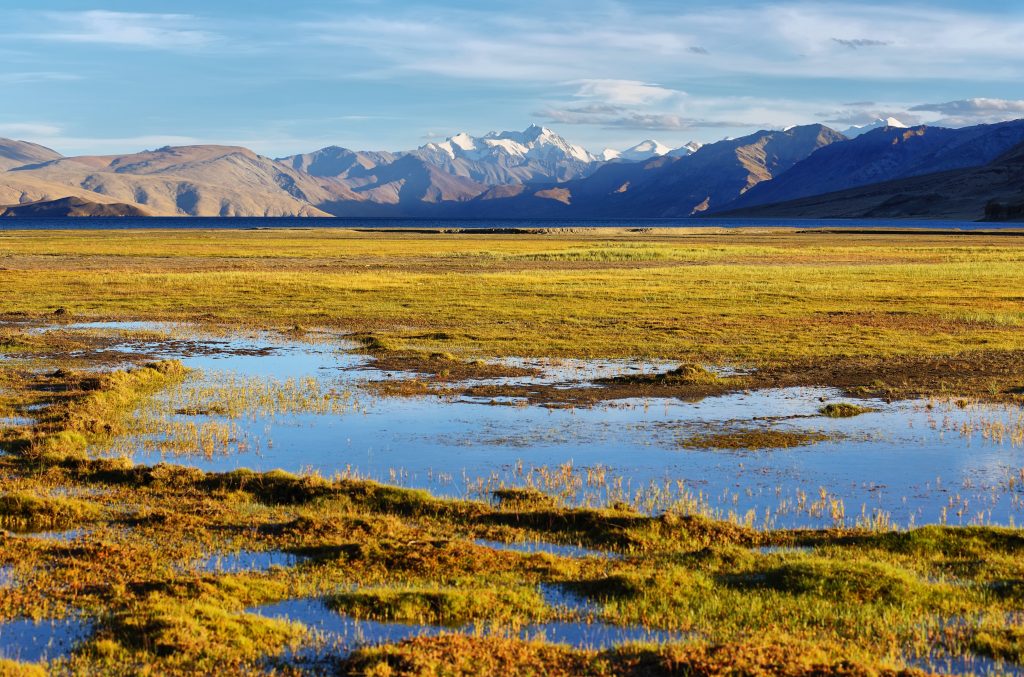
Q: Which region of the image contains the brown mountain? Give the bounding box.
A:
[720,140,1024,221]
[0,138,63,170]
[4,145,347,216]
[0,196,151,217]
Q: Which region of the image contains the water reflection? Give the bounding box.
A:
[16,322,1024,529]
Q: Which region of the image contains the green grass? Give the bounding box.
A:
[2,229,1024,366]
[1,230,1024,673]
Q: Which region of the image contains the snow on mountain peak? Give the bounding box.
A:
[449,132,477,151]
[667,141,702,157]
[416,125,598,165]
[604,139,672,162]
[841,117,910,138]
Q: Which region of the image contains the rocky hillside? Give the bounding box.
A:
[726,120,1024,212]
[720,140,1024,221]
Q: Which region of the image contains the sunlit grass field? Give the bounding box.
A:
[2,227,1024,362]
[3,227,1024,674]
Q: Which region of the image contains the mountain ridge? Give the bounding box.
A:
[2,118,1023,219]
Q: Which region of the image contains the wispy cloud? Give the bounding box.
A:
[571,80,682,106]
[910,98,1024,127]
[301,3,1024,83]
[818,104,921,126]
[0,122,64,137]
[832,38,890,49]
[911,98,1024,115]
[30,11,217,50]
[536,101,769,132]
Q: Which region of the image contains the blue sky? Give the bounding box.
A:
[3,1,1024,157]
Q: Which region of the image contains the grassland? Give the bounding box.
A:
[1,227,1024,674]
[1,351,1023,675]
[0,228,1023,362]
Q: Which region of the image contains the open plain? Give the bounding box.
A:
[2,227,1024,675]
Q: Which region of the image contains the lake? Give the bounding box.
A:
[0,216,1020,231]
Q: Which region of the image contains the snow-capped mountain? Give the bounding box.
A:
[841,117,909,138]
[411,124,599,184]
[419,126,595,163]
[602,140,702,162]
[617,140,672,162]
[668,141,703,157]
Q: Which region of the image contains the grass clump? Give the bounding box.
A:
[602,363,722,387]
[970,626,1024,664]
[678,428,833,450]
[0,659,46,677]
[353,334,399,353]
[491,487,558,510]
[725,559,925,604]
[343,635,922,676]
[102,595,303,669]
[327,585,548,626]
[0,491,102,530]
[820,402,875,418]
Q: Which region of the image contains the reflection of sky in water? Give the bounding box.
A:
[475,539,620,560]
[0,616,92,663]
[38,323,1024,529]
[9,529,90,543]
[905,652,1024,676]
[190,550,306,574]
[249,596,687,660]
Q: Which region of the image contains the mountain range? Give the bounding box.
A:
[2,118,1023,221]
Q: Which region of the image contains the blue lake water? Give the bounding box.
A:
[0,216,1020,231]
[0,616,92,663]
[15,322,1024,530]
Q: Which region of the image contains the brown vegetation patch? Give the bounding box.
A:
[678,428,834,450]
[341,634,930,676]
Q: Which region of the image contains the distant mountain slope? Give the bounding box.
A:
[720,140,1024,220]
[461,124,845,217]
[277,146,400,180]
[0,138,63,170]
[841,117,908,138]
[318,155,488,215]
[0,196,150,217]
[7,145,339,216]
[726,120,1024,212]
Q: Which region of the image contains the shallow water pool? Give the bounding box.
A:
[18,322,1024,529]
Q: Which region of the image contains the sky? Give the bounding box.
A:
[3,0,1024,157]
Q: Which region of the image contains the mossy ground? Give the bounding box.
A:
[0,340,1019,675]
[0,229,1023,674]
[2,228,1024,400]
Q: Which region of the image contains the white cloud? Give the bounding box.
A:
[536,104,755,131]
[0,122,63,137]
[818,105,922,126]
[908,98,1024,127]
[32,11,216,50]
[911,98,1024,115]
[302,3,1024,83]
[571,80,682,106]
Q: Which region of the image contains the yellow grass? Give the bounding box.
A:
[2,227,1024,363]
